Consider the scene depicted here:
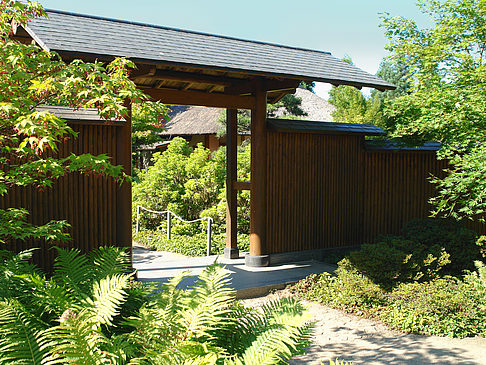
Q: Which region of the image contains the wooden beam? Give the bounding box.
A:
[142,88,256,109]
[249,85,268,263]
[271,89,296,103]
[134,69,243,86]
[233,181,250,190]
[116,102,133,258]
[228,78,301,96]
[225,109,239,259]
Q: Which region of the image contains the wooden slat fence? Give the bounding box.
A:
[266,131,485,255]
[0,123,121,271]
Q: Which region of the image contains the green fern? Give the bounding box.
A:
[0,299,48,365]
[88,246,132,281]
[1,249,312,365]
[52,247,92,299]
[42,309,111,365]
[83,274,129,326]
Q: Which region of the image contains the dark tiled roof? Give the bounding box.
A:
[365,140,442,151]
[27,10,395,90]
[267,118,384,136]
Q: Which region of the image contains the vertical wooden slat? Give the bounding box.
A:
[225,109,238,258]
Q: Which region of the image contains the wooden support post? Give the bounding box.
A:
[225,108,239,259]
[116,102,133,258]
[246,86,269,267]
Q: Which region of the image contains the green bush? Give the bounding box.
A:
[134,230,250,256]
[347,238,450,289]
[292,258,486,338]
[133,137,251,235]
[400,218,481,275]
[0,248,313,364]
[378,273,486,338]
[291,259,387,315]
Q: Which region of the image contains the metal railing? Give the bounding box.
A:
[135,205,213,256]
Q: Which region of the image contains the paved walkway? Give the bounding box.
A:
[132,244,336,298]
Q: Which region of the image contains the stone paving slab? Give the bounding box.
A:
[132,244,336,298]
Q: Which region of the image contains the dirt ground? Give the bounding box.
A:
[241,290,486,365]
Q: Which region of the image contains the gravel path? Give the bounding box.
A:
[241,291,486,365]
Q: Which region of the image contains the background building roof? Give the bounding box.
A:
[160,89,336,136]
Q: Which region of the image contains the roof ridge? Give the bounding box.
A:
[44,9,333,56]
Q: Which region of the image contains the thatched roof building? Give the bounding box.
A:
[160,88,335,139]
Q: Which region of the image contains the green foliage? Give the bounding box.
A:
[292,222,486,339]
[293,261,486,338]
[400,218,481,274]
[133,138,227,229]
[300,81,316,92]
[0,248,312,364]
[0,1,166,245]
[328,56,409,128]
[133,230,250,256]
[371,59,411,103]
[131,101,169,150]
[291,262,387,316]
[379,274,486,338]
[381,0,486,221]
[133,138,251,254]
[346,238,450,289]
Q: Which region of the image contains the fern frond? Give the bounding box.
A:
[231,297,313,364]
[25,273,74,320]
[88,246,131,281]
[0,299,47,365]
[180,265,236,340]
[41,309,109,365]
[83,274,129,326]
[52,247,91,299]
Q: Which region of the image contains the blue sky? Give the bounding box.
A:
[38,0,428,98]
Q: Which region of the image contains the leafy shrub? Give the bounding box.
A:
[0,248,312,364]
[400,218,481,275]
[133,137,251,235]
[133,230,250,256]
[378,274,486,338]
[291,259,387,315]
[292,257,486,338]
[347,238,450,289]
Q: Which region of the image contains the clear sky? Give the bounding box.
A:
[38,0,428,98]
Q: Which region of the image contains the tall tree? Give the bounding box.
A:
[328,56,385,126]
[382,0,486,221]
[0,0,166,243]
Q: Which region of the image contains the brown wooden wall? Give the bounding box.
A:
[0,123,122,270]
[265,131,483,255]
[266,132,364,254]
[362,150,448,242]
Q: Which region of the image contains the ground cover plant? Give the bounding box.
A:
[291,219,486,338]
[0,246,313,364]
[133,230,249,256]
[133,138,251,255]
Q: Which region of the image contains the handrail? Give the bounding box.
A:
[135,205,213,256]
